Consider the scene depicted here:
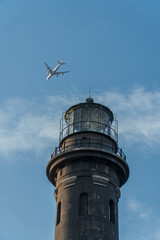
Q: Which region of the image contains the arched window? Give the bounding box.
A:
[79,193,88,216]
[56,202,61,225]
[109,199,115,223]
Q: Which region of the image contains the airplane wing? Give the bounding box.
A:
[44,62,52,74]
[55,71,70,75]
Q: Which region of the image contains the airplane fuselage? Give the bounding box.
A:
[52,63,61,73]
[47,72,59,80]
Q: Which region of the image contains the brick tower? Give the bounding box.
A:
[46,97,129,240]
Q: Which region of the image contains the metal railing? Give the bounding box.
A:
[51,137,126,161]
[59,120,118,143]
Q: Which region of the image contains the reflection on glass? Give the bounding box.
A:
[74,109,81,132]
[90,108,98,131]
[81,108,89,131]
[98,110,105,133]
[105,112,110,136]
[68,111,74,134]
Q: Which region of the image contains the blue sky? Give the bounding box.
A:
[0,0,160,239]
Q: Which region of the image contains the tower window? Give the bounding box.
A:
[79,193,88,216]
[56,202,61,225]
[109,199,115,223]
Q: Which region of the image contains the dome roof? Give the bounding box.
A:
[85,97,94,103]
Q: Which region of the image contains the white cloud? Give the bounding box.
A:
[1,88,160,161]
[96,88,160,148]
[0,94,81,161]
[0,97,63,161]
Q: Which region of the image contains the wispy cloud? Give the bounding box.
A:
[0,97,60,161]
[0,88,160,161]
[127,199,153,220]
[121,198,160,240]
[0,94,80,161]
[155,230,160,240]
[97,88,160,148]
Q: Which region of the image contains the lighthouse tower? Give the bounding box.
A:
[46,97,129,240]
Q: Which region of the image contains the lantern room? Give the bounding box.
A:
[59,97,118,144]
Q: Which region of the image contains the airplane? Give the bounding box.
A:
[45,59,70,80]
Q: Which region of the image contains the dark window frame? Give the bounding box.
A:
[79,193,88,216]
[109,199,115,223]
[56,202,61,225]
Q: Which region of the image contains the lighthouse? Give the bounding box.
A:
[46,97,129,240]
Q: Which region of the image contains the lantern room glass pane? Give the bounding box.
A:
[99,109,105,133]
[81,108,89,131]
[90,108,98,131]
[105,112,110,124]
[105,112,110,135]
[74,108,81,132]
[68,111,74,134]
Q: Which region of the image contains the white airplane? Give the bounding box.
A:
[45,59,70,80]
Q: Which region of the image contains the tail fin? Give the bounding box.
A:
[57,59,65,65]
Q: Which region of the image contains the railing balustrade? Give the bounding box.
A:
[59,120,118,143]
[51,137,126,161]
